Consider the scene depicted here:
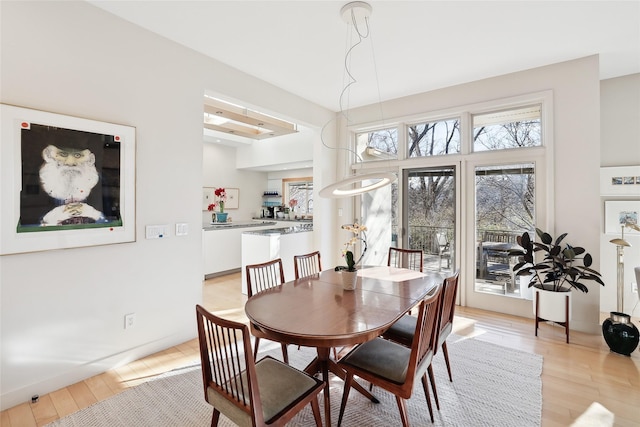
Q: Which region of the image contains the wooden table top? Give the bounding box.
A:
[244,266,443,348]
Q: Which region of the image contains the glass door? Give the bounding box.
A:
[403,166,456,274]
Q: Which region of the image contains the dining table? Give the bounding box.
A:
[244,265,443,427]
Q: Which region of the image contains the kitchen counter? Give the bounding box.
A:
[204,221,276,231]
[242,224,313,235]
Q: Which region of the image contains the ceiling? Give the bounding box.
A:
[88,1,639,113]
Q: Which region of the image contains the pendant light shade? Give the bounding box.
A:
[319,1,396,199]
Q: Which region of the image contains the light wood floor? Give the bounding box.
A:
[2,272,639,427]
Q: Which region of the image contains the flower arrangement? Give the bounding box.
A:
[214,188,227,213]
[289,199,298,209]
[335,223,368,272]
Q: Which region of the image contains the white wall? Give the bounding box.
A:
[202,143,268,225]
[335,56,602,333]
[0,1,333,410]
[599,74,640,316]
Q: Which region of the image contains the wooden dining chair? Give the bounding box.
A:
[336,284,443,426]
[294,251,322,279]
[382,271,460,384]
[246,258,289,363]
[195,305,324,427]
[387,247,423,272]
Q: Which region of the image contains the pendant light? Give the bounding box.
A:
[319,1,397,199]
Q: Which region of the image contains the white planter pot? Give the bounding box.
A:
[533,287,572,323]
[341,270,358,291]
[519,275,534,300]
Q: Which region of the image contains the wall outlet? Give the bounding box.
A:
[632,282,638,294]
[124,313,136,329]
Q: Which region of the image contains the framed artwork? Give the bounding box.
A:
[0,104,136,255]
[604,200,640,235]
[600,166,640,196]
[225,188,239,209]
[202,187,215,210]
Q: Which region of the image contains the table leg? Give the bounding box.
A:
[316,347,332,427]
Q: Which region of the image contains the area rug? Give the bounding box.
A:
[46,335,542,426]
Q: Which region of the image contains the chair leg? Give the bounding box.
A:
[253,337,261,360]
[337,374,354,427]
[281,343,289,364]
[427,365,440,410]
[211,408,220,427]
[421,374,435,423]
[442,341,453,382]
[310,396,322,427]
[394,395,410,427]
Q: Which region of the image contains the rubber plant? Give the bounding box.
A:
[510,228,604,292]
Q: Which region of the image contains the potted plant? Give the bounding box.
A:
[335,223,367,290]
[511,228,604,341]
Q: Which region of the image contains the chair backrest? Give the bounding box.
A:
[439,270,459,331]
[399,283,442,397]
[246,258,285,298]
[294,251,322,279]
[196,304,265,426]
[387,247,423,272]
[436,232,449,249]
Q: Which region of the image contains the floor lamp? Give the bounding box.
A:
[602,222,640,356]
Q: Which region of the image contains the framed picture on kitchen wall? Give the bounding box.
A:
[225,188,239,209]
[0,104,136,255]
[202,187,215,210]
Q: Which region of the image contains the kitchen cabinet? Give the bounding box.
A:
[241,226,314,294]
[203,221,289,277]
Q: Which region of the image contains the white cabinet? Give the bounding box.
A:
[241,230,313,294]
[203,222,291,277]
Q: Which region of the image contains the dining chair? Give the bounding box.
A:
[436,232,452,271]
[336,284,443,426]
[246,258,289,363]
[195,305,324,427]
[382,271,460,384]
[294,250,322,279]
[387,247,423,272]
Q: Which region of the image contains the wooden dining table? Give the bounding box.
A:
[244,266,443,427]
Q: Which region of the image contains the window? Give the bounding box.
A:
[473,105,541,152]
[474,164,535,297]
[283,178,313,215]
[355,127,398,162]
[407,118,460,157]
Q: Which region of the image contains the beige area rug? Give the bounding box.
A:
[46,335,542,426]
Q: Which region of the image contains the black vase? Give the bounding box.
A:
[602,311,639,356]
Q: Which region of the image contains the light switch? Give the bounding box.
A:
[145,224,170,239]
[175,223,188,236]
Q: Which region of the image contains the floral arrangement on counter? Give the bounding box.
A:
[335,223,368,272]
[214,188,227,213]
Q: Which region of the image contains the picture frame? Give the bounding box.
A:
[600,166,640,195]
[202,187,215,211]
[604,200,640,235]
[202,187,239,210]
[225,188,239,209]
[0,104,136,255]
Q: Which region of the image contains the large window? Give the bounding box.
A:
[352,93,550,307]
[474,164,535,297]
